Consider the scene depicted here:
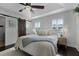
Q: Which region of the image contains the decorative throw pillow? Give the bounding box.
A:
[36,30,46,36]
[47,29,57,35]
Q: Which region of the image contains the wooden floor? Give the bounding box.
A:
[0,44,79,56]
[0,40,4,46]
[0,41,5,51]
[58,45,79,56]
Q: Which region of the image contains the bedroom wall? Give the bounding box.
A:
[0,6,22,46]
[5,17,18,46]
[31,10,77,49]
[75,13,79,51]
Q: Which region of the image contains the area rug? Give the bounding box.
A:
[0,47,60,56]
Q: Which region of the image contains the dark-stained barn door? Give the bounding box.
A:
[18,18,26,37]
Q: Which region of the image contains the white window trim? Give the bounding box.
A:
[35,22,40,28]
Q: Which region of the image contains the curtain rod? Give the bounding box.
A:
[0,13,32,22]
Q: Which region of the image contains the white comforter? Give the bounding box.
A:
[15,35,58,56]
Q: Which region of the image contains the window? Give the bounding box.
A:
[52,19,57,29]
[52,18,63,29]
[35,22,40,28]
[57,19,63,29]
[52,18,63,37]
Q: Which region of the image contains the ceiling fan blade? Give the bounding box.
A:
[25,3,31,6]
[19,7,26,12]
[31,5,44,9]
[19,9,22,12]
[19,9,23,12]
[19,3,26,6]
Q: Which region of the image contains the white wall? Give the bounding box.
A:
[5,17,18,46]
[63,10,77,48]
[0,6,20,46]
[31,10,78,49]
[75,13,79,51]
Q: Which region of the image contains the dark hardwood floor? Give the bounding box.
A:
[0,41,5,51]
[58,44,79,56]
[0,43,79,56]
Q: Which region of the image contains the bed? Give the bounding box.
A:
[15,34,58,56]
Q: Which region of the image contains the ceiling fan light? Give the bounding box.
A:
[25,6,32,21]
[26,6,31,10]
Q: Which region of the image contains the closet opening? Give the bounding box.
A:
[0,16,5,51]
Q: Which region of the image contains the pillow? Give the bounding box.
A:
[26,29,37,35]
[36,30,47,36]
[47,29,57,35]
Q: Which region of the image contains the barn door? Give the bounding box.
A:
[18,18,26,37]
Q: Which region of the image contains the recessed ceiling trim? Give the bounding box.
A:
[58,3,65,8]
[31,8,65,20]
[0,6,23,18]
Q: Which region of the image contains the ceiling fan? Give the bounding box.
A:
[19,3,44,12]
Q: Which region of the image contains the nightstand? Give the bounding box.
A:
[57,37,67,55]
[57,37,67,48]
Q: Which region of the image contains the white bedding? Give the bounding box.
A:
[15,35,58,56]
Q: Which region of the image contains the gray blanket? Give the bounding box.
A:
[22,36,57,53]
